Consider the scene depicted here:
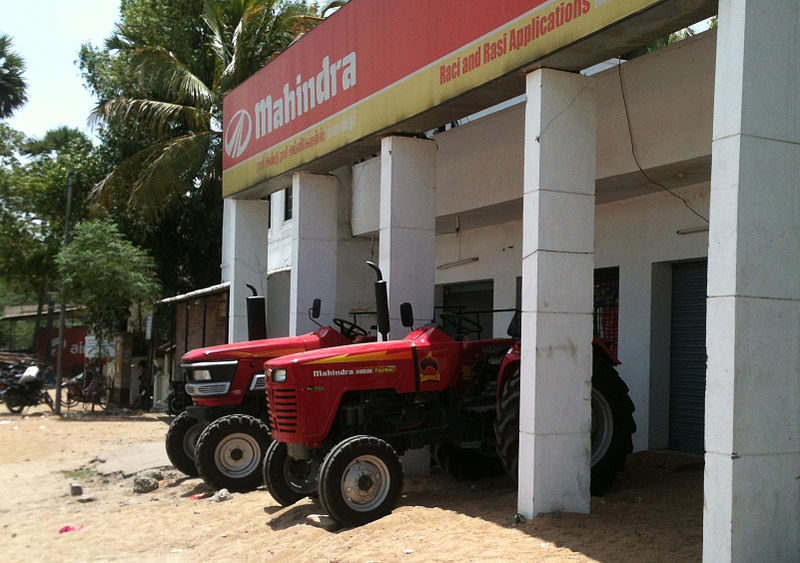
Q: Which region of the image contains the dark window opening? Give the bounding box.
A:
[283,187,293,221]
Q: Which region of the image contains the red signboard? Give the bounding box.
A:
[36,327,89,377]
[223,0,659,196]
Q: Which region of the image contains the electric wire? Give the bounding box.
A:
[617,60,709,224]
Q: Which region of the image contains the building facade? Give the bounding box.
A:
[219,1,800,559]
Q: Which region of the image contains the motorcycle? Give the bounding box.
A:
[5,374,54,413]
[0,376,12,404]
[0,363,25,404]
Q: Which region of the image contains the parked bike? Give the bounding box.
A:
[0,374,16,404]
[5,371,54,413]
[62,370,112,410]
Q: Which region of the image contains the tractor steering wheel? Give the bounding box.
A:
[333,318,368,340]
[439,312,483,340]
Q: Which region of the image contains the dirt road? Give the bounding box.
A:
[0,402,702,562]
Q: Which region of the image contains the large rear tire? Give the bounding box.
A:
[589,355,636,494]
[493,355,635,495]
[195,414,271,492]
[263,441,320,507]
[318,435,403,527]
[165,411,203,476]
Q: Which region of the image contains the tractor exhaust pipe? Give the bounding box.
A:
[245,284,267,340]
[366,262,390,341]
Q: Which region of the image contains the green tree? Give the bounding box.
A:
[79,0,331,296]
[56,220,161,355]
[90,0,318,215]
[0,125,106,352]
[0,34,28,119]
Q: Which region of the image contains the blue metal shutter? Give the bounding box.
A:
[668,260,708,454]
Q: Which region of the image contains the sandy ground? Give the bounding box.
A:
[0,399,703,562]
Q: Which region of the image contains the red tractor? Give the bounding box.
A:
[262,285,635,527]
[166,298,373,492]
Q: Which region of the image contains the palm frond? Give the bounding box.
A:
[92,98,213,137]
[131,47,215,108]
[91,131,217,220]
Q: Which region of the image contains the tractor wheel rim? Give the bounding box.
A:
[284,458,319,495]
[183,424,201,460]
[340,455,390,512]
[591,389,614,466]
[214,433,260,478]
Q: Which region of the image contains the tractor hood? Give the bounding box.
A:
[263,325,455,377]
[181,326,350,363]
[264,338,414,371]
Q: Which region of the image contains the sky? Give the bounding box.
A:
[1,0,121,140]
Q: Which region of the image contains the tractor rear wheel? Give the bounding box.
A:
[589,355,636,494]
[263,441,320,506]
[195,414,271,492]
[318,435,403,527]
[493,355,635,495]
[165,411,203,476]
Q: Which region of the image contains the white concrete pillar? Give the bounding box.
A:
[705,1,800,560]
[221,198,269,343]
[289,172,338,335]
[379,136,437,337]
[518,68,596,517]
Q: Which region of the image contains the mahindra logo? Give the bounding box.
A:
[224,109,252,159]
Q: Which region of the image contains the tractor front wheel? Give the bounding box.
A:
[263,441,320,507]
[318,435,403,527]
[165,411,203,476]
[195,414,271,492]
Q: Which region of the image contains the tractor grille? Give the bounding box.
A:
[185,382,230,397]
[267,387,298,433]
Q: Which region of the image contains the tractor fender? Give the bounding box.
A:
[496,345,520,401]
[494,339,619,400]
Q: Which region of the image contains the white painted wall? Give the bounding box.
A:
[596,183,709,452]
[595,31,716,180]
[267,188,294,273]
[351,157,381,236]
[221,198,269,342]
[332,167,379,326]
[267,170,377,334]
[436,105,524,217]
[435,221,522,337]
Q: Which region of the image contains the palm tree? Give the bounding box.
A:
[91,0,326,218]
[0,34,28,119]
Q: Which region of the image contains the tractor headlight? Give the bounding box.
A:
[193,369,212,381]
[270,368,287,383]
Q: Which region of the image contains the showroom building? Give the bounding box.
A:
[219,1,799,560]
